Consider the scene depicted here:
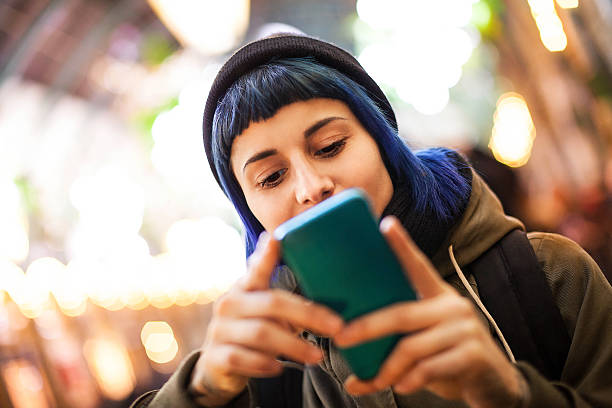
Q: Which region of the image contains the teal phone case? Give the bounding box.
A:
[273,188,417,380]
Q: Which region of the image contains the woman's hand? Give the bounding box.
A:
[189,233,344,406]
[334,217,527,408]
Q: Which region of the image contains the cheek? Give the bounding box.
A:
[359,154,393,214]
[245,192,293,232]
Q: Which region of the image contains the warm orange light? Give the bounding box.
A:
[556,0,578,8]
[527,0,568,52]
[174,289,198,307]
[14,257,65,319]
[83,337,135,400]
[125,291,149,310]
[141,321,179,364]
[2,359,50,408]
[58,300,88,317]
[53,260,88,317]
[489,92,536,168]
[145,337,179,364]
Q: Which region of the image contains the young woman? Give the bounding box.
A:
[132,34,612,408]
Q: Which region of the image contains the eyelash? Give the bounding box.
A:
[258,168,286,189]
[315,138,347,158]
[257,138,348,189]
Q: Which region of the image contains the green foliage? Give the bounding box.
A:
[13,176,37,214]
[472,0,504,40]
[141,33,176,67]
[471,1,492,30]
[132,96,179,150]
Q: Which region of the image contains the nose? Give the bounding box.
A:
[294,161,334,206]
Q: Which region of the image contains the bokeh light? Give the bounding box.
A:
[149,62,226,203]
[489,92,536,168]
[16,258,65,319]
[52,260,89,317]
[83,337,136,401]
[556,0,579,8]
[148,0,250,55]
[164,217,246,296]
[1,359,49,408]
[69,165,145,239]
[0,179,29,263]
[356,0,479,115]
[528,0,568,52]
[141,321,179,364]
[1,260,27,307]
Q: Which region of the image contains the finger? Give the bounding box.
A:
[205,344,284,378]
[335,293,470,346]
[242,232,280,291]
[211,318,323,364]
[371,318,476,389]
[393,341,478,394]
[380,216,451,299]
[344,375,379,396]
[342,318,474,394]
[215,290,343,337]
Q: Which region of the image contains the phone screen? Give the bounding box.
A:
[274,188,417,379]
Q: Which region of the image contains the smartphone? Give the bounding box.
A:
[273,188,417,380]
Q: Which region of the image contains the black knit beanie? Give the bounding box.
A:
[202,33,397,186]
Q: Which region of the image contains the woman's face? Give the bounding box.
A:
[230,98,394,232]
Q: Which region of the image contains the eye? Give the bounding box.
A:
[315,138,347,158]
[258,168,287,189]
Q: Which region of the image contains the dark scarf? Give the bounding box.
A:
[381,153,472,259]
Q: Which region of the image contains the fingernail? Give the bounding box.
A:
[379,216,395,232]
[256,231,270,250]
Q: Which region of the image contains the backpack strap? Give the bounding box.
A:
[468,229,570,380]
[252,364,303,408]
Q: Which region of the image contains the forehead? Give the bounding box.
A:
[230,98,355,160]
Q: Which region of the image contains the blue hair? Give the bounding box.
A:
[211,57,470,257]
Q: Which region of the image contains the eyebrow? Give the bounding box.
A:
[242,149,278,172]
[303,116,346,139]
[242,116,347,173]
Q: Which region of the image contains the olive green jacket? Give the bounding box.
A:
[131,172,612,407]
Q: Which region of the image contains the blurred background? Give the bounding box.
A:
[0,0,610,406]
